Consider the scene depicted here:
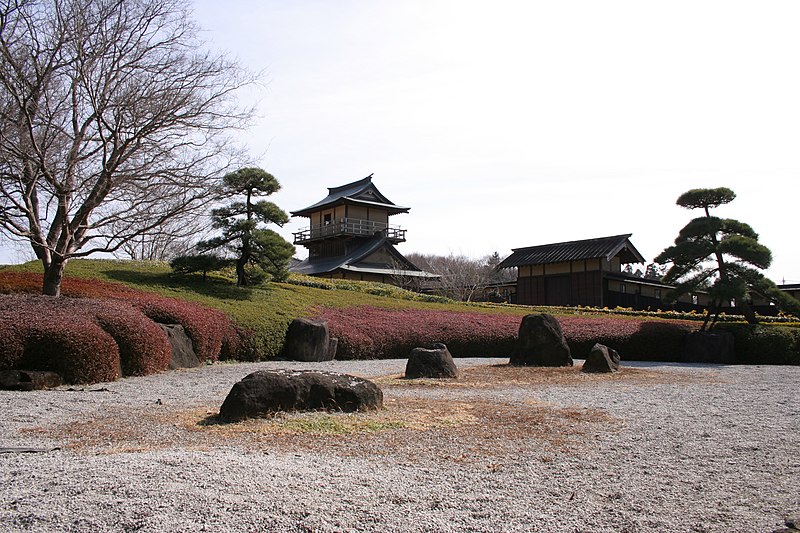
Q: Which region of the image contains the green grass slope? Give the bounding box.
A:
[5,259,799,364]
[2,259,534,358]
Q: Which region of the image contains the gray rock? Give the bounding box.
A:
[405,343,458,379]
[582,343,621,373]
[510,313,573,367]
[158,323,201,369]
[0,370,63,391]
[281,318,337,362]
[683,330,735,364]
[219,369,383,422]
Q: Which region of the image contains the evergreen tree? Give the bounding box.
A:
[655,187,795,328]
[199,168,295,286]
[643,263,666,281]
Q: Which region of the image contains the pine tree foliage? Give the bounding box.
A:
[655,187,796,328]
[199,168,294,286]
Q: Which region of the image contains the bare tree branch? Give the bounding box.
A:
[0,0,255,294]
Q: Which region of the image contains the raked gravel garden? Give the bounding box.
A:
[2,357,798,532]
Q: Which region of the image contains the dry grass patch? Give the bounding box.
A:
[27,396,617,464]
[25,364,695,460]
[377,363,720,388]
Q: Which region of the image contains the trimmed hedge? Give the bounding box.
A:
[0,272,258,383]
[286,273,452,303]
[0,271,254,362]
[315,306,518,359]
[559,316,698,362]
[92,300,172,376]
[0,296,136,383]
[315,306,700,361]
[716,323,800,365]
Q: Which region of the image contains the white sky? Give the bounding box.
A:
[3,1,798,283]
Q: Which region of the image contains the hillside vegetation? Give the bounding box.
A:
[1,260,799,384]
[1,260,530,359]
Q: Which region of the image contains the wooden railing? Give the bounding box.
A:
[293,218,406,244]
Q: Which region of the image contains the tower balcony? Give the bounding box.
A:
[293,218,407,245]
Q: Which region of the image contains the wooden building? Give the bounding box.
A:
[495,234,707,309]
[497,234,648,307]
[289,174,436,284]
[498,234,796,314]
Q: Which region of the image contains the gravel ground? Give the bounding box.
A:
[1,358,798,532]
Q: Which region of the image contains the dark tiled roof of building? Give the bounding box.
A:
[291,174,410,217]
[289,234,437,278]
[604,271,674,289]
[497,234,645,269]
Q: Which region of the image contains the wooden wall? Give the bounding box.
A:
[516,270,603,306]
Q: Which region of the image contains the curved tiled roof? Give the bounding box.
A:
[291,174,410,217]
[289,234,436,278]
[497,234,645,269]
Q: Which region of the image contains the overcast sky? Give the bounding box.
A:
[3,1,798,283]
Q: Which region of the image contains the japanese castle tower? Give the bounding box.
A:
[289,174,435,284]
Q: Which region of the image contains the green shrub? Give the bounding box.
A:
[169,254,231,281]
[286,274,452,303]
[220,323,259,361]
[717,323,800,364]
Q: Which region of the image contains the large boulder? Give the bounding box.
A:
[158,323,201,370]
[510,313,573,367]
[683,331,735,364]
[0,370,63,391]
[281,318,337,362]
[405,343,458,379]
[219,369,383,422]
[582,343,621,373]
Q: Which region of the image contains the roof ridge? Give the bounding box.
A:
[327,174,373,194]
[511,233,632,252]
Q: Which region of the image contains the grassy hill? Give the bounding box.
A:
[2,259,532,358]
[3,259,799,366]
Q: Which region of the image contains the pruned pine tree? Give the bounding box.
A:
[0,0,254,295]
[655,187,789,328]
[199,168,294,286]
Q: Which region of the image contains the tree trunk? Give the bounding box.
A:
[740,301,758,325]
[235,255,247,286]
[700,305,714,332]
[42,257,66,296]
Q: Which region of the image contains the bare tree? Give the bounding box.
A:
[115,215,212,262]
[409,252,495,302]
[389,256,427,292]
[0,0,254,295]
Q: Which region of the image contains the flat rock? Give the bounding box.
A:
[405,343,458,379]
[0,370,63,391]
[219,369,383,422]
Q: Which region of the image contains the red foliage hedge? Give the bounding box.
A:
[315,306,518,359]
[0,272,254,382]
[0,295,163,383]
[314,306,700,361]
